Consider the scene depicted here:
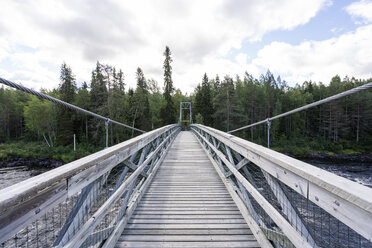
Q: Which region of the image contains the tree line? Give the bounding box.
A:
[1,46,371,155]
[0,46,181,148]
[193,72,372,154]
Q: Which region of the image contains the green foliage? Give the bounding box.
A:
[24,96,58,147]
[195,113,204,124]
[194,73,213,126]
[161,46,177,125]
[1,53,372,164]
[148,79,166,129]
[57,63,77,145]
[129,67,151,132]
[0,141,101,163]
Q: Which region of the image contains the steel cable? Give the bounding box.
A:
[0,77,145,133]
[229,81,372,133]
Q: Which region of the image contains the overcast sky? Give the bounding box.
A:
[1,0,372,93]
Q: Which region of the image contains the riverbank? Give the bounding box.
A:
[0,141,101,164]
[0,156,64,169]
[271,144,372,163]
[297,152,372,163]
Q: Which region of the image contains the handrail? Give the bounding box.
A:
[0,77,145,133]
[191,124,372,246]
[0,124,179,245]
[229,81,372,134]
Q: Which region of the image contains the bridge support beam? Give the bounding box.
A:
[191,126,316,248]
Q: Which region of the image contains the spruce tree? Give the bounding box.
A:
[57,62,76,145]
[132,67,150,131]
[193,73,213,126]
[90,61,108,143]
[160,46,176,124]
[200,73,213,126]
[136,67,147,90]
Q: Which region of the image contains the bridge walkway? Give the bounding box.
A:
[115,131,260,247]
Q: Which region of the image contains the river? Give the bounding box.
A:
[302,159,372,188]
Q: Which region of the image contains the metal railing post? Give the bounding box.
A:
[267,118,271,148]
[105,119,110,149]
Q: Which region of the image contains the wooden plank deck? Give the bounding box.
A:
[115,131,260,248]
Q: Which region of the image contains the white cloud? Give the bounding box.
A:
[235,53,248,65]
[346,0,372,24]
[0,0,329,93]
[251,25,372,84]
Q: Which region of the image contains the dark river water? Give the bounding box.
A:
[0,166,49,190]
[302,159,372,188]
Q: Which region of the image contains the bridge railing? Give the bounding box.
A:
[0,124,180,248]
[191,124,372,248]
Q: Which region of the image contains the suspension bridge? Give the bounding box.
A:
[0,77,372,248]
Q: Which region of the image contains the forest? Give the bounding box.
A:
[1,46,372,162]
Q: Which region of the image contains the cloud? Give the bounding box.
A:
[0,0,330,93]
[235,53,248,65]
[251,24,372,84]
[223,0,330,41]
[346,0,372,24]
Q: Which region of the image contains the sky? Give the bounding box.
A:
[0,0,372,94]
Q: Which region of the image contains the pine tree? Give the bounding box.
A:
[90,62,108,114]
[130,67,150,132]
[136,67,147,90]
[193,73,213,126]
[160,46,176,124]
[59,63,76,102]
[200,73,213,126]
[90,61,108,143]
[57,63,76,145]
[213,76,241,132]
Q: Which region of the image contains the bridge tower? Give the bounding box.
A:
[179,102,192,129]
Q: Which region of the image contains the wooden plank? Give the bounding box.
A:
[100,129,179,248]
[0,125,179,244]
[194,132,273,248]
[125,223,251,229]
[0,181,67,243]
[138,204,236,207]
[133,210,241,215]
[141,196,230,199]
[122,229,252,235]
[64,127,179,248]
[128,219,246,224]
[119,234,256,241]
[135,207,239,211]
[225,158,249,177]
[193,127,314,248]
[193,124,372,242]
[0,124,177,213]
[138,201,235,205]
[114,131,258,248]
[131,214,244,219]
[115,241,260,248]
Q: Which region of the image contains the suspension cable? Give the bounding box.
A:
[228,81,372,134]
[0,77,146,133]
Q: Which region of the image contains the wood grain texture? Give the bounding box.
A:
[192,124,372,243]
[115,131,260,248]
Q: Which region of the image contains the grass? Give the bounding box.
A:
[270,136,369,157]
[0,141,101,163]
